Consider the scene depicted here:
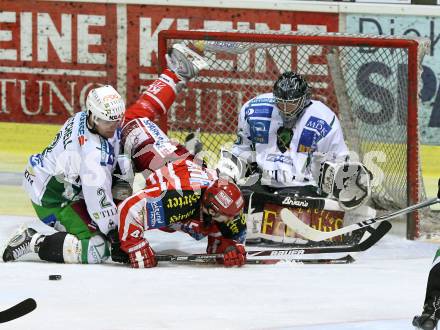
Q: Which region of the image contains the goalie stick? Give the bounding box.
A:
[156,254,355,265]
[281,196,440,242]
[245,220,391,255]
[247,189,341,212]
[0,298,37,323]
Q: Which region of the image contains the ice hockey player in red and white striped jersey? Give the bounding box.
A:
[115,44,247,268]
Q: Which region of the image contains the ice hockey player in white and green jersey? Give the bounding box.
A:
[2,85,127,264]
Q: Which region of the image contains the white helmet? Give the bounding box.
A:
[86,85,125,122]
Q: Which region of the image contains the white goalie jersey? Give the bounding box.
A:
[231,93,349,188]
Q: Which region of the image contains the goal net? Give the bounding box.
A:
[157,30,431,240]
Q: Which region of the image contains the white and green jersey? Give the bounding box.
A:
[24,112,120,235]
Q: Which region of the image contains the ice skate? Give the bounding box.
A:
[413,297,440,330]
[166,43,208,82]
[2,225,43,262]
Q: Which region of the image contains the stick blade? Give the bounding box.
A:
[0,298,37,323]
[280,208,318,241]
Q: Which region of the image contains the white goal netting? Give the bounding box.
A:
[159,30,433,239]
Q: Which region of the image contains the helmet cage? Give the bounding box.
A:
[273,72,311,122]
[275,92,310,120]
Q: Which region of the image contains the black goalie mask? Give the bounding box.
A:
[273,72,311,127]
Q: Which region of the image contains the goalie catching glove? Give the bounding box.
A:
[318,160,372,210]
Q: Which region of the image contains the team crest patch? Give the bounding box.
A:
[248,119,270,144]
[215,190,233,208]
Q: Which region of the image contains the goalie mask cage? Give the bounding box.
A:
[157,30,431,240]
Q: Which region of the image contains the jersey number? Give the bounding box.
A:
[97,188,112,208]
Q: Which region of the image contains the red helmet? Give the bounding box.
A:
[202,179,244,221]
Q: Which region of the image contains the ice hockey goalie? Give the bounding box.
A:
[216,71,374,246]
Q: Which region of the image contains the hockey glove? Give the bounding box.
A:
[107,229,129,264]
[223,243,246,267]
[128,240,157,269]
[207,237,246,267]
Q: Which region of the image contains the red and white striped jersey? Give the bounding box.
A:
[117,159,218,252]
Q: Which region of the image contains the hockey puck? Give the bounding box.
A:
[48,275,62,281]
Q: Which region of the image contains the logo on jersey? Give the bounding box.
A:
[139,119,177,157]
[24,168,35,185]
[249,97,276,106]
[97,138,115,166]
[146,80,166,95]
[141,119,167,141]
[305,116,332,137]
[245,106,273,120]
[146,200,165,228]
[78,136,87,146]
[249,119,270,144]
[77,113,88,146]
[297,116,331,153]
[266,154,293,165]
[153,141,177,158]
[29,154,43,167]
[62,117,75,149]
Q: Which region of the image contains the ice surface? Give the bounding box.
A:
[0,215,438,330]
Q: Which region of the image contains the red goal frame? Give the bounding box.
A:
[158,29,423,239]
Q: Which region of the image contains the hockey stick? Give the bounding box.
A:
[155,221,390,266]
[281,197,440,242]
[156,253,355,265]
[156,250,355,265]
[156,254,220,263]
[249,255,355,264]
[0,298,37,323]
[245,221,391,255]
[247,190,342,212]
